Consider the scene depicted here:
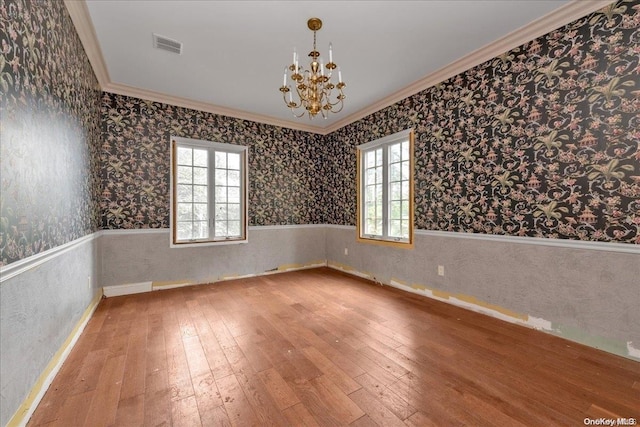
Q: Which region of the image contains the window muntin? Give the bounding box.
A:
[171,137,247,246]
[358,129,414,246]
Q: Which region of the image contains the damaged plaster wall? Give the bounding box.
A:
[326,226,640,360]
[100,227,327,288]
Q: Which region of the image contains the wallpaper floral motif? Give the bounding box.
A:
[326,0,640,244]
[0,0,102,266]
[101,93,326,228]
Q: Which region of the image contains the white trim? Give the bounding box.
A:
[248,224,326,230]
[414,229,640,254]
[324,224,355,230]
[2,224,636,285]
[99,228,167,236]
[65,0,610,135]
[103,281,152,297]
[357,128,413,151]
[0,233,99,283]
[330,225,639,254]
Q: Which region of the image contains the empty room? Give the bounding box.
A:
[1,0,639,426]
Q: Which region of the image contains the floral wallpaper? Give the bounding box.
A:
[3,0,637,267]
[325,0,640,244]
[101,93,326,228]
[0,0,102,266]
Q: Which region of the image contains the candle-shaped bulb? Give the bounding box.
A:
[293,48,297,66]
[338,66,342,83]
[319,57,324,76]
[329,43,333,63]
[288,91,293,103]
[283,67,287,86]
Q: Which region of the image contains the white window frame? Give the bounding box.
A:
[170,136,248,248]
[357,129,414,248]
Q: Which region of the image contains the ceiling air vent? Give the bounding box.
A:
[153,33,182,54]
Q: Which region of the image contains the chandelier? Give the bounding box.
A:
[279,18,346,119]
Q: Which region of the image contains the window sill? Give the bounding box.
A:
[170,238,248,248]
[356,235,414,249]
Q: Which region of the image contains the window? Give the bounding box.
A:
[170,137,247,246]
[357,129,414,247]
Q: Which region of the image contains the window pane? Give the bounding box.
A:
[177,222,192,240]
[228,186,240,203]
[390,143,401,163]
[215,220,228,237]
[402,181,409,199]
[365,186,375,204]
[390,182,401,201]
[390,163,401,182]
[401,221,409,238]
[228,221,240,236]
[197,221,210,239]
[177,184,192,202]
[215,204,227,221]
[193,167,207,185]
[215,152,227,169]
[389,219,401,237]
[178,166,192,184]
[401,141,409,160]
[193,203,208,221]
[228,170,240,187]
[215,186,227,203]
[177,147,192,165]
[366,169,376,186]
[193,149,207,167]
[375,148,383,166]
[193,185,207,203]
[228,153,240,170]
[215,169,227,186]
[376,167,382,184]
[364,218,373,235]
[366,151,375,168]
[228,203,240,220]
[177,203,192,221]
[402,201,410,219]
[375,184,383,201]
[401,160,409,180]
[390,201,401,220]
[376,219,383,234]
[365,201,375,217]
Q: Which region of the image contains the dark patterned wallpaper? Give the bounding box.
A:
[2,0,637,268]
[0,0,102,266]
[100,93,326,228]
[325,0,640,244]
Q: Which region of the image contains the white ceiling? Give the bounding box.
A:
[83,0,597,133]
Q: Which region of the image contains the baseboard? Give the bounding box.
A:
[102,281,152,297]
[6,290,104,427]
[101,260,328,297]
[326,262,640,362]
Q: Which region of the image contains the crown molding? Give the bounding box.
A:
[65,0,613,136]
[63,0,110,89]
[102,82,325,134]
[322,0,614,134]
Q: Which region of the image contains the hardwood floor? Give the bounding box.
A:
[29,268,639,426]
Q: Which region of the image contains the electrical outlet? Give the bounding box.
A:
[344,248,348,256]
[437,265,445,276]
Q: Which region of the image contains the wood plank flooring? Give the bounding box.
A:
[28,268,639,426]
